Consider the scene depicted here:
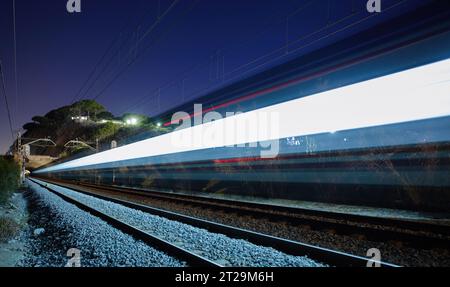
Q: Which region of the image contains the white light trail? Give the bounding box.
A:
[36,59,450,173]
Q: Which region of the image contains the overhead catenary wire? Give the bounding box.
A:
[85,0,401,120]
[91,0,199,102]
[75,0,180,103]
[69,2,167,104]
[125,0,399,117]
[118,0,321,115]
[222,0,407,84]
[13,0,19,127]
[123,0,417,122]
[133,0,397,118]
[70,37,117,104]
[87,0,315,115]
[0,60,15,141]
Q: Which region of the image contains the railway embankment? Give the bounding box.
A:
[0,157,28,266]
[0,191,28,267]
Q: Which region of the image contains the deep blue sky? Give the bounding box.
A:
[0,0,431,153]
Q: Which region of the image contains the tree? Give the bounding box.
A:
[97,111,114,120]
[22,122,39,132]
[94,122,118,140]
[71,100,107,120]
[31,116,49,125]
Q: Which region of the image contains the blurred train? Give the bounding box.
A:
[35,2,450,212]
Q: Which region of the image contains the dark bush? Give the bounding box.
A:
[0,217,20,242]
[0,157,20,205]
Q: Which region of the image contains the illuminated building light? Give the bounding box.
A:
[126,118,138,126]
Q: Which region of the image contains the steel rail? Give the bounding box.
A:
[31,177,399,267]
[28,178,222,267]
[45,177,450,249]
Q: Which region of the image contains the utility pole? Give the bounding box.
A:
[17,131,21,154]
[17,132,25,184]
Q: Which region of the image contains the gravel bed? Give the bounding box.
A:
[33,179,325,267]
[22,180,184,267]
[60,183,450,267]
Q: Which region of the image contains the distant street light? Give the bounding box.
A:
[157,122,162,128]
[126,117,138,126]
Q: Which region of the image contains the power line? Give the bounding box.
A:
[118,0,318,115]
[75,0,180,103]
[0,60,15,141]
[70,38,117,104]
[13,0,18,126]
[91,0,197,101]
[70,14,139,104]
[69,7,154,105]
[86,0,181,101]
[70,3,161,104]
[136,0,180,46]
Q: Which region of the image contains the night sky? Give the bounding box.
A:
[0,0,431,153]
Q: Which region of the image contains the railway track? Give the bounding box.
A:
[29,178,220,267]
[38,177,450,250]
[29,177,397,267]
